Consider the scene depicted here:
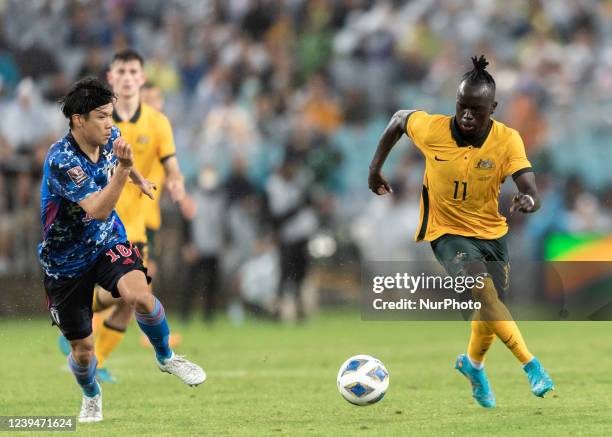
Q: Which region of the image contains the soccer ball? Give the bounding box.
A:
[336,355,389,406]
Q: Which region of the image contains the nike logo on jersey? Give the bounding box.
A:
[434,156,449,161]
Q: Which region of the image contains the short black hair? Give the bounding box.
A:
[461,55,496,94]
[59,77,115,128]
[111,48,144,66]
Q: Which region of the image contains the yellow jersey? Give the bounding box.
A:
[113,103,176,243]
[143,160,165,231]
[405,111,532,242]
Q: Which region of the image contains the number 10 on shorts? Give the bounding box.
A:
[105,243,141,263]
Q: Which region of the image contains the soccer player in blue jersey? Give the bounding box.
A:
[39,77,206,423]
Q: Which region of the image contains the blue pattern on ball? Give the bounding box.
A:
[349,382,367,397]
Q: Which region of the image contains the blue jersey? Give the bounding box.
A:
[38,126,127,279]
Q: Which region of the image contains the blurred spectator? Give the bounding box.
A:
[351,179,422,262]
[298,72,343,135]
[197,88,260,166]
[181,166,226,323]
[265,154,318,321]
[144,49,180,94]
[76,46,108,80]
[1,78,58,208]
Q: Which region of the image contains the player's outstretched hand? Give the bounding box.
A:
[368,170,393,195]
[510,193,536,213]
[113,137,133,168]
[138,178,157,200]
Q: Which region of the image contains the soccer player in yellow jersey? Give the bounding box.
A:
[91,49,186,381]
[140,82,167,279]
[368,56,553,408]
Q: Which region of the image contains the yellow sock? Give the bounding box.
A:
[467,313,496,364]
[472,277,534,364]
[91,286,115,338]
[92,312,104,336]
[95,321,126,369]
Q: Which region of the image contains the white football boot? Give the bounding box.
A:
[78,385,103,423]
[157,353,206,386]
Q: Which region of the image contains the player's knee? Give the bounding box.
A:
[107,301,133,327]
[471,282,499,308]
[132,291,154,314]
[71,340,95,365]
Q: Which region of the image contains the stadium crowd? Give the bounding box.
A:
[1,0,611,318]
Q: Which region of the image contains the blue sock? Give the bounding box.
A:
[68,353,100,397]
[135,297,172,364]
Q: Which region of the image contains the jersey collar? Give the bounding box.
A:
[450,117,493,148]
[66,131,101,163]
[112,103,142,123]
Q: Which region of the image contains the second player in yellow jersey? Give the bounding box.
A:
[112,102,176,245]
[368,55,553,409]
[405,110,532,241]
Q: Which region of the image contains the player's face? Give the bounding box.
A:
[78,103,114,146]
[107,60,145,99]
[455,82,497,139]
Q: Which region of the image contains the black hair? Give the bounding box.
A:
[59,77,116,128]
[111,48,144,66]
[461,55,496,94]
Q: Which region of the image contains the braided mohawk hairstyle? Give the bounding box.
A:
[462,55,495,93]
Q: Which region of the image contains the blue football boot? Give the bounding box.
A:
[523,357,554,397]
[455,354,496,408]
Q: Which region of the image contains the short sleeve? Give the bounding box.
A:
[504,132,532,178]
[156,114,176,162]
[405,111,433,150]
[48,154,99,203]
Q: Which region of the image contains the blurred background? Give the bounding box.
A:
[1,0,611,322]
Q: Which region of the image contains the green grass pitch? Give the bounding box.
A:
[1,312,611,436]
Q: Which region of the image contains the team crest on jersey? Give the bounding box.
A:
[67,166,88,186]
[475,159,495,169]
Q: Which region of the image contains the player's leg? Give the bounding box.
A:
[480,237,554,397]
[432,235,498,363]
[117,270,206,385]
[94,242,143,378]
[44,275,102,422]
[69,335,103,422]
[467,310,495,368]
[433,235,533,361]
[468,237,533,363]
[94,299,130,382]
[96,241,205,386]
[57,286,115,359]
[431,235,496,407]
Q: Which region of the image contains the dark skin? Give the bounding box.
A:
[368,81,540,214]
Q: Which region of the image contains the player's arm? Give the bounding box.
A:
[510,171,540,213]
[162,155,185,203]
[128,166,156,200]
[368,110,415,195]
[78,137,134,220]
